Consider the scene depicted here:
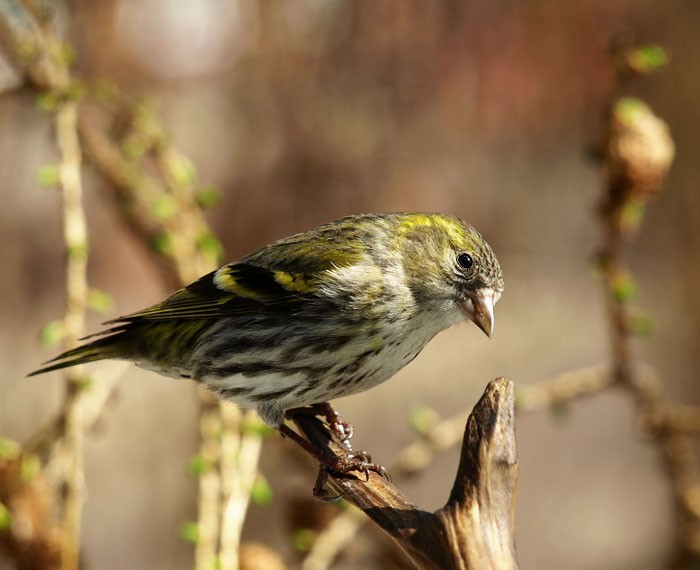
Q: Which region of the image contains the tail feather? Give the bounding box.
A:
[28,337,119,377]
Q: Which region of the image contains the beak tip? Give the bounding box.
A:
[466,291,495,339]
[477,317,493,338]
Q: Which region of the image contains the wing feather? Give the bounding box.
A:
[108,262,314,323]
[107,218,368,324]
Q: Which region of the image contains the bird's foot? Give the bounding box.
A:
[312,451,389,502]
[286,402,355,449]
[279,424,389,487]
[323,448,387,480]
[310,402,354,446]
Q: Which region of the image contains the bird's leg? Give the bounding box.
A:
[286,402,354,449]
[312,468,341,502]
[310,402,354,447]
[278,424,387,483]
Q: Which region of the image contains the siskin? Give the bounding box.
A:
[31,213,504,432]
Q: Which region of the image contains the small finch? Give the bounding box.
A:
[31,213,503,449]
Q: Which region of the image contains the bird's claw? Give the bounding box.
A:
[337,450,383,478]
[312,452,390,501]
[287,402,355,449]
[312,402,354,448]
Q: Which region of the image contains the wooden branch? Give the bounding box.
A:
[55,96,88,570]
[293,378,519,570]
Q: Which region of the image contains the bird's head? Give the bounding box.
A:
[397,214,504,337]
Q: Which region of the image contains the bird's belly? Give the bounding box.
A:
[202,334,427,409]
[192,317,441,427]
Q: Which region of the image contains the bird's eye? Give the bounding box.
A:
[456,252,473,270]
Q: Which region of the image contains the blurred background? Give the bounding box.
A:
[1,1,699,568]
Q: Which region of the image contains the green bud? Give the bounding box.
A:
[626,45,669,74]
[20,455,40,483]
[197,233,225,263]
[66,79,87,102]
[36,91,59,112]
[611,271,637,303]
[167,152,197,185]
[292,528,316,552]
[179,521,199,544]
[629,309,654,337]
[0,502,11,531]
[133,97,158,126]
[408,405,440,435]
[88,289,115,315]
[37,165,60,188]
[152,195,179,220]
[196,185,222,208]
[122,133,151,160]
[152,232,172,256]
[187,454,214,476]
[58,43,77,68]
[620,199,646,232]
[614,97,649,126]
[251,475,273,506]
[39,320,65,347]
[0,438,20,460]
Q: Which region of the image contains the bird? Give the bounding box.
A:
[30,212,503,471]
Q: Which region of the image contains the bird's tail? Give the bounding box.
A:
[28,328,126,377]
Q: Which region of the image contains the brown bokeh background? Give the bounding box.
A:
[2,1,699,568]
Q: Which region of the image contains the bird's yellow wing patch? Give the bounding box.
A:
[109,263,315,322]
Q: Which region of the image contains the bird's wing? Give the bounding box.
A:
[107,221,369,324]
[108,262,319,323]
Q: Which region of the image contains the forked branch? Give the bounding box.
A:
[293,378,519,570]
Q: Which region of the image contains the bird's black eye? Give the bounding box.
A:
[457,252,473,270]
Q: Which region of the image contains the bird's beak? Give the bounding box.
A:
[459,290,495,338]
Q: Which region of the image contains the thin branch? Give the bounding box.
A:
[219,406,264,569]
[0,0,69,90]
[194,396,223,570]
[515,364,612,412]
[55,98,88,570]
[301,508,365,570]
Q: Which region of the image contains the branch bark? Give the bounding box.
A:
[293,378,519,570]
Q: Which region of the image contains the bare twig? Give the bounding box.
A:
[54,97,88,570]
[515,364,612,412]
[219,406,264,569]
[301,508,366,570]
[194,396,223,570]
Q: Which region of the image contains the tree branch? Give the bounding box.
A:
[293,378,519,570]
